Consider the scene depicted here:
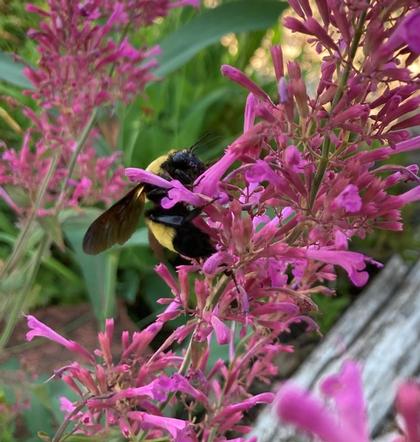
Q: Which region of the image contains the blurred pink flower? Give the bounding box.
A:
[276,361,420,442]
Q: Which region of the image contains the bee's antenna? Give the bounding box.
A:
[189,133,220,153]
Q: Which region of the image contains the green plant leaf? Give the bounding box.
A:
[0,52,32,89]
[62,210,118,324]
[156,0,287,76]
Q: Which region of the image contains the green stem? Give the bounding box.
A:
[0,151,59,278]
[0,234,50,351]
[51,400,87,442]
[308,9,368,211]
[55,108,99,211]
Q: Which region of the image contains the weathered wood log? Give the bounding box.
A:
[250,255,420,441]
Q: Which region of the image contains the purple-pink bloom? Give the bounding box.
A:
[320,361,369,441]
[276,361,368,442]
[211,315,231,345]
[127,412,188,439]
[221,65,273,105]
[388,10,420,54]
[395,381,420,442]
[306,249,380,287]
[26,315,94,363]
[334,184,362,213]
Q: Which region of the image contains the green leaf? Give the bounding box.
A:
[62,210,118,324]
[0,52,32,89]
[38,215,65,251]
[123,227,149,247]
[156,0,288,76]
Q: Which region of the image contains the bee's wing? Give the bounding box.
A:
[82,185,145,255]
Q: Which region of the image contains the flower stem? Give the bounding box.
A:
[55,108,99,211]
[0,150,59,279]
[51,400,87,442]
[308,8,367,211]
[0,234,51,350]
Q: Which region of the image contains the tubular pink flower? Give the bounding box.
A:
[252,303,299,316]
[215,393,275,420]
[304,17,338,50]
[155,263,180,296]
[278,77,288,103]
[270,45,284,80]
[395,381,420,442]
[122,322,163,358]
[194,150,239,197]
[161,181,205,208]
[211,315,230,345]
[387,10,420,54]
[333,184,362,213]
[26,315,94,363]
[125,167,172,188]
[321,361,369,441]
[221,65,273,105]
[283,16,309,34]
[276,384,348,442]
[60,396,75,414]
[127,411,188,439]
[306,249,377,287]
[284,145,307,173]
[244,93,257,132]
[395,187,420,206]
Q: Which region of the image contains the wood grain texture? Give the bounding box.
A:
[250,255,420,441]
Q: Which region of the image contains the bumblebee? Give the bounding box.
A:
[82,147,215,259]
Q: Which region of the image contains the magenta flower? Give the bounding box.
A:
[276,362,420,442]
[26,315,94,363]
[306,249,380,287]
[333,184,362,213]
[395,381,420,442]
[276,361,369,442]
[388,9,420,54]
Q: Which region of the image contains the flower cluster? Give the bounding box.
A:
[26,313,277,441]
[0,0,197,216]
[25,1,420,441]
[276,360,420,442]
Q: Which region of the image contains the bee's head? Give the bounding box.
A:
[163,149,206,185]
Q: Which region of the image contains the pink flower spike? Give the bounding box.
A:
[321,361,369,441]
[221,65,273,105]
[395,381,420,442]
[26,315,94,362]
[276,384,349,442]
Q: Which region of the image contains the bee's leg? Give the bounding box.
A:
[145,208,186,227]
[143,185,168,203]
